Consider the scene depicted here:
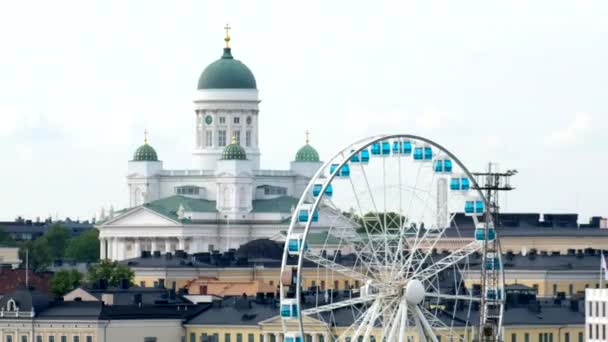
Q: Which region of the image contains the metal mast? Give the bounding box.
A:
[473,163,517,342]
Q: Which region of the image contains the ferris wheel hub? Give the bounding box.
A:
[404,278,425,304]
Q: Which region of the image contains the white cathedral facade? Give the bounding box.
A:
[97,31,323,261]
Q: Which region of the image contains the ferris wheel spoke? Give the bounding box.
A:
[419,306,462,341]
[413,304,439,342]
[301,294,380,316]
[425,292,480,302]
[350,300,379,342]
[415,241,481,281]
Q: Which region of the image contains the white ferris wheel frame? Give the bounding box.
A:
[279,134,505,342]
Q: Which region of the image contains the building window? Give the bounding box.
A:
[206,130,213,147]
[260,185,287,195]
[564,332,569,342]
[344,280,350,289]
[190,334,196,342]
[589,301,593,316]
[511,333,516,342]
[202,334,208,342]
[176,186,201,196]
[590,324,593,339]
[270,336,275,342]
[553,284,557,295]
[7,336,13,342]
[597,325,600,341]
[569,284,573,295]
[218,130,227,146]
[144,338,157,342]
[321,280,326,290]
[37,337,42,342]
[224,334,231,342]
[73,338,79,342]
[233,130,240,144]
[248,334,254,342]
[61,337,67,342]
[49,338,55,342]
[538,333,542,342]
[21,336,27,342]
[597,302,600,317]
[269,280,274,286]
[234,117,240,124]
[603,302,606,316]
[578,332,583,342]
[334,280,339,289]
[548,333,553,342]
[319,336,325,342]
[246,116,252,125]
[219,117,226,124]
[533,284,539,293]
[236,334,242,342]
[524,334,529,342]
[245,130,252,147]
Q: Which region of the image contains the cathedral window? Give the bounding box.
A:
[233,117,240,124]
[205,130,213,147]
[218,130,227,146]
[233,130,241,144]
[219,117,226,124]
[175,186,201,196]
[258,185,287,196]
[245,131,252,147]
[246,116,252,125]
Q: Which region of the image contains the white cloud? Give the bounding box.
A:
[543,112,591,146]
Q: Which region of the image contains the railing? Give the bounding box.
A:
[160,170,215,176]
[254,170,293,177]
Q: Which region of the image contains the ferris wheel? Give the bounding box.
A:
[279,134,504,342]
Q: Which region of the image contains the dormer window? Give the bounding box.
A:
[6,298,17,311]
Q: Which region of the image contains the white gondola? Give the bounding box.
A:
[280,298,299,319]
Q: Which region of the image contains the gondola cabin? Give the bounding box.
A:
[280,299,299,319]
[287,234,308,255]
[403,141,413,155]
[381,141,391,155]
[475,226,496,241]
[392,141,401,154]
[330,164,350,177]
[424,146,433,160]
[371,143,381,155]
[285,333,303,342]
[360,149,370,163]
[298,205,319,223]
[413,147,423,160]
[485,252,501,270]
[312,183,333,197]
[465,200,485,216]
[350,150,360,163]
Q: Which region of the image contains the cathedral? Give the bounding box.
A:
[97,28,323,261]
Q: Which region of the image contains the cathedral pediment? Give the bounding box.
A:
[100,206,182,227]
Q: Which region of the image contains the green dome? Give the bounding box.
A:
[198,48,257,90]
[133,143,158,161]
[222,141,247,160]
[295,144,320,162]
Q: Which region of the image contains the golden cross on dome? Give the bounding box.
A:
[144,129,149,144]
[305,130,310,144]
[224,23,231,48]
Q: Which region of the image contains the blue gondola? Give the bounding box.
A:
[403,141,412,154]
[444,160,453,172]
[475,200,485,214]
[434,160,443,172]
[486,289,503,301]
[285,333,303,342]
[371,143,381,155]
[313,183,333,197]
[464,201,475,214]
[329,164,338,175]
[485,254,501,270]
[424,147,433,160]
[392,141,401,154]
[413,147,423,160]
[287,234,308,255]
[340,164,350,177]
[381,141,391,155]
[475,227,496,241]
[450,178,460,190]
[350,150,360,163]
[312,184,322,197]
[461,177,470,190]
[360,149,370,163]
[280,299,299,319]
[298,208,319,223]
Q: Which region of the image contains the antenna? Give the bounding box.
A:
[26,248,29,288]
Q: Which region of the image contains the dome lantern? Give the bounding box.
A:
[222,135,247,160]
[133,130,159,161]
[295,131,320,162]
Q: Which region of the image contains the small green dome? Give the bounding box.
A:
[198,48,257,90]
[295,144,320,162]
[222,140,247,160]
[133,143,158,161]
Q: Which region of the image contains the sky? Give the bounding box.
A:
[0,1,607,222]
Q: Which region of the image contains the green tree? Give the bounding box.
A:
[50,269,82,296]
[87,259,134,287]
[0,227,17,247]
[354,212,408,234]
[19,239,52,272]
[43,224,71,259]
[65,229,100,262]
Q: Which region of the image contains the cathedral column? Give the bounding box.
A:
[164,239,171,254]
[100,238,107,260]
[115,238,125,260]
[151,238,159,253]
[133,238,142,258]
[109,237,117,260]
[178,238,185,251]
